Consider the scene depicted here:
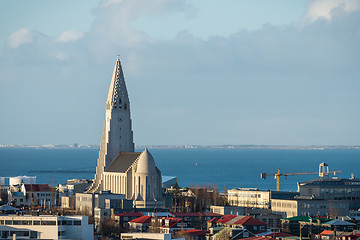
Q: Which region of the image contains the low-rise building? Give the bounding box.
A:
[298,177,360,210]
[0,215,93,239]
[76,190,132,219]
[207,215,267,234]
[227,188,298,209]
[271,196,349,218]
[210,206,245,215]
[8,184,56,208]
[120,232,172,240]
[114,212,144,230]
[128,215,153,232]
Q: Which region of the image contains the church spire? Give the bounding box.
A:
[106,57,130,111]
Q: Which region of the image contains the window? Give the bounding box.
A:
[42,221,56,225]
[10,231,29,237]
[30,231,37,238]
[1,231,9,238]
[33,221,40,225]
[74,220,81,226]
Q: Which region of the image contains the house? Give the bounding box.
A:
[181,229,209,240]
[149,217,191,235]
[0,205,18,214]
[281,216,331,236]
[232,216,267,234]
[114,212,144,230]
[171,212,202,228]
[321,219,356,232]
[315,230,360,240]
[128,215,153,232]
[120,233,172,240]
[207,215,267,234]
[8,184,56,208]
[209,227,255,240]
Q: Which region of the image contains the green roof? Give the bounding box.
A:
[281,216,312,221]
[281,216,332,223]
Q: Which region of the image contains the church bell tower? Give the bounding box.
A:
[88,57,134,193]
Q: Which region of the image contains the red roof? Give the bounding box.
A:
[24,184,54,192]
[263,232,294,238]
[182,229,209,236]
[319,230,334,235]
[115,212,144,217]
[207,217,221,223]
[172,212,202,217]
[129,215,152,224]
[216,215,238,224]
[201,212,223,217]
[161,217,182,228]
[348,233,360,240]
[233,216,267,226]
[244,237,276,240]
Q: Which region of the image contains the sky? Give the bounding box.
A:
[0,0,359,146]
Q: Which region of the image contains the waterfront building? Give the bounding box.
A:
[298,177,360,210]
[271,196,349,218]
[0,215,93,239]
[227,188,298,209]
[86,57,163,209]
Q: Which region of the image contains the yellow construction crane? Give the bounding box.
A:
[260,162,341,191]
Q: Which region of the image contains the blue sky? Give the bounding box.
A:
[0,0,359,146]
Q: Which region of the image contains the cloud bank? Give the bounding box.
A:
[1,0,359,145]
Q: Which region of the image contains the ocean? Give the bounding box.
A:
[0,148,359,192]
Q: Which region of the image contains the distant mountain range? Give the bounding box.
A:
[1,144,359,150]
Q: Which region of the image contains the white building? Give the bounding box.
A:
[86,57,163,209]
[0,215,93,239]
[8,184,56,208]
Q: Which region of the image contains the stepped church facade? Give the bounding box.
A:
[87,58,163,209]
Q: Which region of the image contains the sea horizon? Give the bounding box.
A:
[0,147,359,192]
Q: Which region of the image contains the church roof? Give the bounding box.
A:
[136,148,157,174]
[105,152,141,173]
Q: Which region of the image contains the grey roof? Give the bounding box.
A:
[105,152,141,173]
[300,178,360,187]
[0,205,18,211]
[323,219,356,226]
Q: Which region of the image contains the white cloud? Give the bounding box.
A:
[56,30,83,42]
[305,0,360,22]
[7,28,33,48]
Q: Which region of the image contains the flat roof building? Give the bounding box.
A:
[0,215,93,239]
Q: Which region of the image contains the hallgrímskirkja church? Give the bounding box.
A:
[87,57,163,209]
